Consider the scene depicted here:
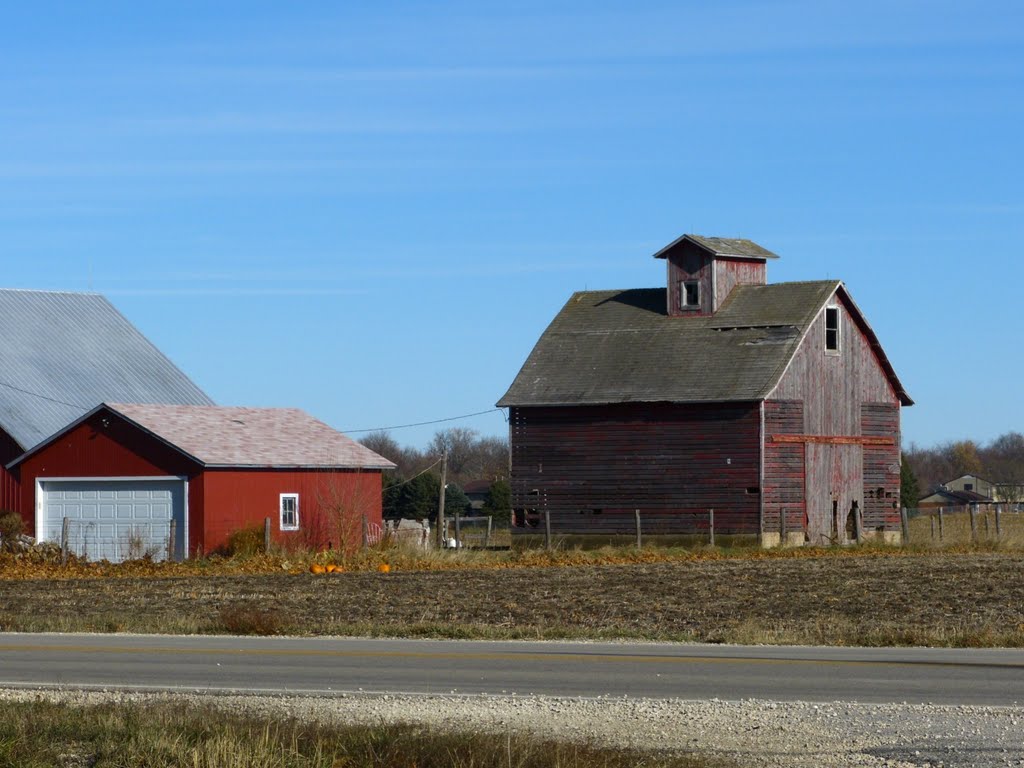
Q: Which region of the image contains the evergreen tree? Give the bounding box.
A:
[900,453,920,510]
[482,478,512,524]
[443,483,472,518]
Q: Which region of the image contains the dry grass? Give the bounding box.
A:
[908,509,1024,548]
[0,699,720,767]
[1,550,1023,647]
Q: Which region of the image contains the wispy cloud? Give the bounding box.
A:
[103,287,370,297]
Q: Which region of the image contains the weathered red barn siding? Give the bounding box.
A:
[201,468,383,554]
[665,245,712,316]
[861,403,901,531]
[713,258,767,309]
[13,411,201,539]
[509,402,761,535]
[0,429,25,513]
[762,400,805,537]
[768,291,901,540]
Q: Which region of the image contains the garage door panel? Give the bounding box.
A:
[40,480,185,563]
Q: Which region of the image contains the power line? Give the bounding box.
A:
[382,455,445,491]
[0,379,87,410]
[343,408,505,434]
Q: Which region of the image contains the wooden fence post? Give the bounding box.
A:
[709,508,715,547]
[361,515,369,548]
[969,503,978,543]
[900,507,910,545]
[454,512,462,549]
[544,509,552,551]
[168,518,177,561]
[263,517,271,554]
[780,507,787,544]
[485,516,493,549]
[852,501,863,544]
[634,509,642,550]
[60,517,70,565]
[995,504,1002,539]
[930,514,935,541]
[984,511,990,539]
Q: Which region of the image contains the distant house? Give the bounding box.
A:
[8,403,394,561]
[918,487,992,509]
[498,234,913,547]
[942,474,996,498]
[462,480,492,512]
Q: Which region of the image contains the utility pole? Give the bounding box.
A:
[436,450,448,549]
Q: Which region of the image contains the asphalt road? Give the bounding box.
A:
[0,633,1022,705]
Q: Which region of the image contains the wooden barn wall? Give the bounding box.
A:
[769,292,902,537]
[509,402,761,535]
[0,428,25,513]
[201,468,383,555]
[13,411,202,540]
[665,243,712,316]
[713,259,766,311]
[861,403,901,531]
[763,400,804,535]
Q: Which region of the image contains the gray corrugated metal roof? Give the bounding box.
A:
[0,290,214,449]
[497,282,839,407]
[653,234,779,260]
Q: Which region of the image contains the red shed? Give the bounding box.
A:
[498,234,913,547]
[8,403,394,561]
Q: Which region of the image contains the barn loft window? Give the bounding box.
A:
[680,280,700,309]
[825,306,840,353]
[280,493,299,531]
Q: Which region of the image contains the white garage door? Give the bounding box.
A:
[39,479,186,563]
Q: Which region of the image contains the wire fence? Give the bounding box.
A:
[906,504,1024,546]
[49,518,180,563]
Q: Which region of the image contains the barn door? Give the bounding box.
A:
[805,443,863,545]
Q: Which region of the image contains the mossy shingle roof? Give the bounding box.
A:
[499,281,851,407]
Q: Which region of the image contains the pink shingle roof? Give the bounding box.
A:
[106,403,395,469]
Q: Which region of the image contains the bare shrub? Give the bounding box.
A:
[223,525,265,557]
[0,511,24,552]
[218,604,284,636]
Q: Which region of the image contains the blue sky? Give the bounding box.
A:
[2,1,1022,450]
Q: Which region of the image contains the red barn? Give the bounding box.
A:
[497,234,913,547]
[0,289,215,512]
[8,403,394,560]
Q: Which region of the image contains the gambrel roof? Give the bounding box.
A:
[0,289,213,449]
[498,280,912,407]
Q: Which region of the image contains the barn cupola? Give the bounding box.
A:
[653,234,779,317]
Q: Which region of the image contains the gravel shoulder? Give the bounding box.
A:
[1,688,1021,768]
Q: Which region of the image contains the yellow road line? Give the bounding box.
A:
[0,644,1019,670]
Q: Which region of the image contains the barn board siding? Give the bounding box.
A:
[201,468,383,554]
[713,259,767,311]
[665,242,713,317]
[510,402,760,535]
[861,403,901,531]
[769,290,901,538]
[763,400,804,535]
[769,291,899,433]
[0,428,24,513]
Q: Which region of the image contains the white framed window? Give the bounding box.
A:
[279,493,299,531]
[824,305,840,354]
[680,280,700,309]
